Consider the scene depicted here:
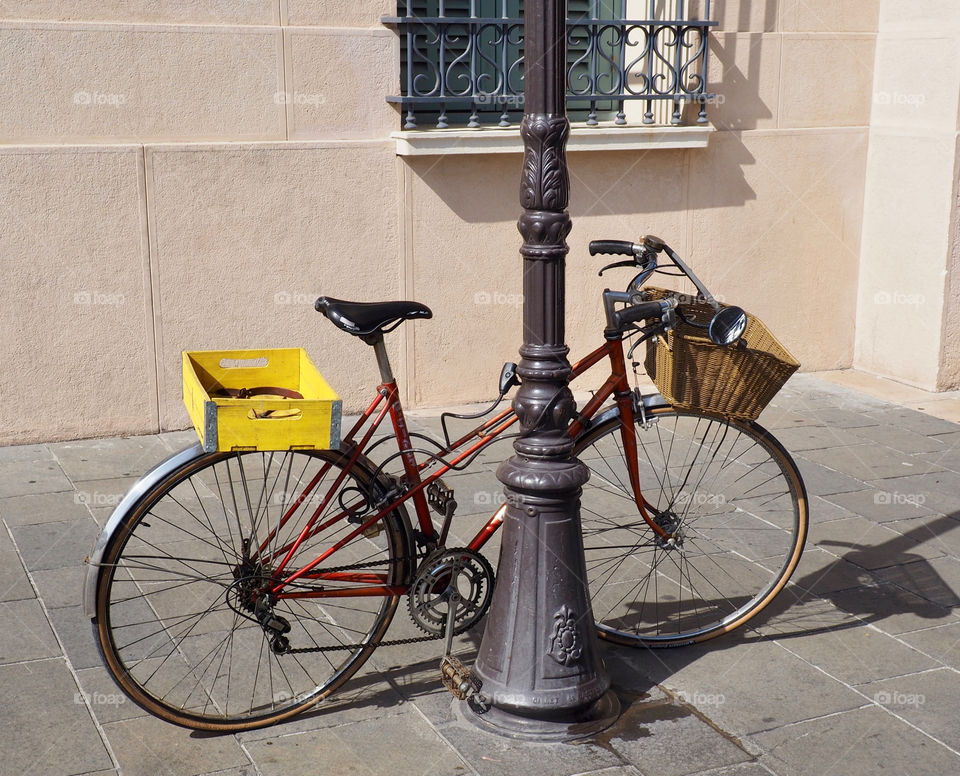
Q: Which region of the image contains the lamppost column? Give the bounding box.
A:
[467,0,620,739]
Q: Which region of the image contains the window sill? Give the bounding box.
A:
[392,123,714,156]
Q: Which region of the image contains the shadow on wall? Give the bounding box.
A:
[403,139,757,224]
[707,32,775,131]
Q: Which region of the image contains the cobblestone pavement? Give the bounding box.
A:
[1,372,959,776]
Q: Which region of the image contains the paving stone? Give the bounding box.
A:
[826,583,958,637]
[875,556,960,609]
[51,436,172,482]
[0,527,34,603]
[246,707,468,776]
[439,709,625,776]
[885,514,960,561]
[31,564,86,609]
[0,659,113,775]
[0,443,54,463]
[793,407,882,429]
[70,476,141,512]
[698,765,773,776]
[236,662,407,742]
[637,639,864,736]
[159,430,202,452]
[851,423,951,454]
[793,459,868,497]
[0,490,93,526]
[602,697,752,776]
[866,408,960,437]
[808,495,858,523]
[0,458,72,498]
[788,547,878,595]
[800,444,941,482]
[47,605,103,670]
[101,714,250,776]
[811,516,945,571]
[0,599,61,663]
[821,488,936,524]
[757,405,824,428]
[859,668,960,751]
[770,424,861,452]
[570,767,643,776]
[195,769,259,776]
[757,589,869,642]
[928,430,960,447]
[76,665,148,724]
[750,705,960,776]
[10,517,101,572]
[775,622,938,686]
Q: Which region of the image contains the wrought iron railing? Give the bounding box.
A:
[384,1,717,130]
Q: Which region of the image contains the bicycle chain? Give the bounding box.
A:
[278,554,446,654]
[286,632,442,654]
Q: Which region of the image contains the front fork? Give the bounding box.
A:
[607,342,673,541]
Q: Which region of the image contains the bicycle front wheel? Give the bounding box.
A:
[576,406,807,647]
[93,448,411,730]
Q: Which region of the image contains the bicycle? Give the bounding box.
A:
[83,235,808,731]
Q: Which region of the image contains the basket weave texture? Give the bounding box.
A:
[642,288,800,421]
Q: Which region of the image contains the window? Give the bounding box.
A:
[385,1,717,130]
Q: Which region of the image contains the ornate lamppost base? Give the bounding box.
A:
[463,690,620,742]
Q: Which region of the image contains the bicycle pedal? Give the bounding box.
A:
[439,655,477,700]
[427,479,457,519]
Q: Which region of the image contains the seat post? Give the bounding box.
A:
[368,334,394,384]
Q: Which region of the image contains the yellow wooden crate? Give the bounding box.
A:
[182,348,342,452]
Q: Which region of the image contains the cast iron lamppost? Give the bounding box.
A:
[467,0,620,739]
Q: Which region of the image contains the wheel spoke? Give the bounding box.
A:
[96,449,405,729]
[577,407,806,646]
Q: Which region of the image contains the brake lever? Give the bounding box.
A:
[598,259,637,276]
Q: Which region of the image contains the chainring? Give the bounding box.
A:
[407,548,494,636]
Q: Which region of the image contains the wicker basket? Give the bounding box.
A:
[642,288,800,421]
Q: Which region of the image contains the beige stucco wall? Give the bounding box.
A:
[854,2,960,391]
[1,1,883,444]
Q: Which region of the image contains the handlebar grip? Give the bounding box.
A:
[589,240,636,257]
[614,300,668,329]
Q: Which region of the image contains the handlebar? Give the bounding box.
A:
[595,233,727,337]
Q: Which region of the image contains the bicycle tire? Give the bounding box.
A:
[93,447,412,731]
[575,405,807,647]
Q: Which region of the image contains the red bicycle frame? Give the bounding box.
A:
[266,336,665,601]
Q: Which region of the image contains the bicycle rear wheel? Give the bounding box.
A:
[93,448,411,730]
[576,405,807,647]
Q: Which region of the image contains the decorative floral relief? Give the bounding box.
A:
[548,604,583,666]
